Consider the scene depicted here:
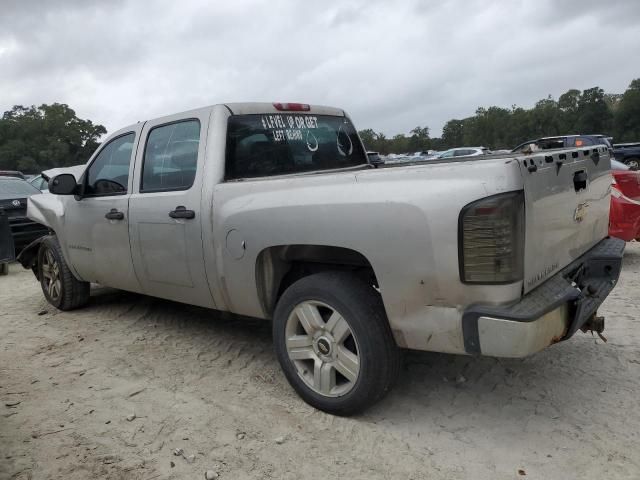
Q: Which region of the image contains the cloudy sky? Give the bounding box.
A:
[1,0,639,137]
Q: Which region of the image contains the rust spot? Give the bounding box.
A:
[551,327,568,345]
[550,335,563,345]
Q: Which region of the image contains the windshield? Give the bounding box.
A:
[225,114,366,179]
[0,177,41,199]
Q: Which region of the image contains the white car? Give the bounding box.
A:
[437,147,490,158]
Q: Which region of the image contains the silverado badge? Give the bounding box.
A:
[574,202,589,223]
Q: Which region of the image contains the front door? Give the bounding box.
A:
[128,109,214,308]
[62,127,143,292]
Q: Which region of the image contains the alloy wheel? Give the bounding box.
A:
[285,300,360,397]
[41,248,62,302]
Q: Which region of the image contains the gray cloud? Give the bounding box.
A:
[1,0,638,137]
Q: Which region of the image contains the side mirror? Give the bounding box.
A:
[48,174,78,195]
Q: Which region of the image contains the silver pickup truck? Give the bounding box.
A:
[19,102,624,415]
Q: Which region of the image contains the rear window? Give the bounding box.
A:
[225,114,366,180]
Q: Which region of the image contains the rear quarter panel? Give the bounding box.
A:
[211,158,524,354]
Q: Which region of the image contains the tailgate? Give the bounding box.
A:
[519,146,611,293]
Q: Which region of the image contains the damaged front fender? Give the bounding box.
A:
[16,235,51,276]
[17,193,68,277]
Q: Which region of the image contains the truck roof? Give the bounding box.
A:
[113,103,347,139]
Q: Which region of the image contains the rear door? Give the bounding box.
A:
[518,146,611,293]
[128,109,214,308]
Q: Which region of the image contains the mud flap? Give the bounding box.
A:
[16,235,50,278]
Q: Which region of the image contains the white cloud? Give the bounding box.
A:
[1,0,639,137]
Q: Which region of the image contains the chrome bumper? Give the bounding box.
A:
[462,237,625,357]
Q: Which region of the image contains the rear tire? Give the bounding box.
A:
[38,236,90,311]
[0,263,8,276]
[625,157,640,170]
[273,271,401,416]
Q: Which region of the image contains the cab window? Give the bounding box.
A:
[141,120,200,192]
[84,133,135,196]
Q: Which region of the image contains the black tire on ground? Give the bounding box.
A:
[273,271,401,416]
[625,157,640,170]
[38,236,90,311]
[0,263,8,276]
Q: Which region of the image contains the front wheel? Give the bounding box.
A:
[273,271,401,415]
[38,236,90,311]
[625,157,640,170]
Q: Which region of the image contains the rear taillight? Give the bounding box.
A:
[459,191,524,283]
[273,102,311,112]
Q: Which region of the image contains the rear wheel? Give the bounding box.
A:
[625,157,640,170]
[273,271,400,415]
[0,263,8,276]
[38,236,90,311]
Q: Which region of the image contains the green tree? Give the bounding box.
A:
[441,119,464,148]
[361,80,640,153]
[408,126,431,151]
[0,103,106,173]
[575,87,612,134]
[614,79,640,141]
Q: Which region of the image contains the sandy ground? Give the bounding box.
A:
[1,245,639,480]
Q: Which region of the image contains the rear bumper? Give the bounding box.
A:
[462,237,625,357]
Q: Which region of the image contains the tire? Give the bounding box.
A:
[273,271,401,416]
[0,263,8,276]
[38,236,90,311]
[625,158,640,170]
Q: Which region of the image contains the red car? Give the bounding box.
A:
[610,160,640,241]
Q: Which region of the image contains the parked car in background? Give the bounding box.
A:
[613,142,640,170]
[29,175,49,191]
[512,135,612,153]
[609,159,640,241]
[0,170,26,179]
[0,177,48,257]
[366,151,384,166]
[437,147,490,158]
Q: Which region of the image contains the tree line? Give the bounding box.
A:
[0,103,105,173]
[359,79,640,154]
[1,78,639,173]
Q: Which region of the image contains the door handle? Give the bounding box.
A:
[169,206,195,219]
[105,208,124,220]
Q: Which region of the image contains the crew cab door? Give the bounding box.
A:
[62,127,143,292]
[128,109,215,308]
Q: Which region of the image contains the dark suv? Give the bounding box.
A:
[0,177,48,257]
[512,135,613,153]
[612,143,640,170]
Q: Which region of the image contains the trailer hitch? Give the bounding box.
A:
[581,314,607,342]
